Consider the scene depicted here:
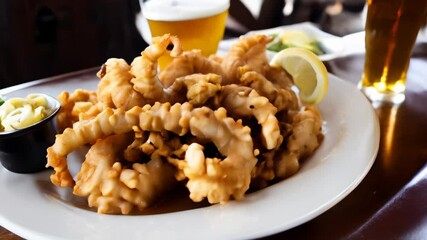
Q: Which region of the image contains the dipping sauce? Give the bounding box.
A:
[0,94,51,132]
[0,93,61,173]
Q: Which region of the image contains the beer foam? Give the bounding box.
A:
[143,0,229,21]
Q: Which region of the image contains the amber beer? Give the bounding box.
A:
[360,0,427,103]
[142,0,229,69]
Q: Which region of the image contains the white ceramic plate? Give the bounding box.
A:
[0,72,379,240]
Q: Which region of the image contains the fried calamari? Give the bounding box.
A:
[47,33,324,214]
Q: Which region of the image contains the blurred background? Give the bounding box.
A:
[0,0,366,89]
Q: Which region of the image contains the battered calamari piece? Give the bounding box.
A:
[250,150,276,189]
[239,68,299,111]
[123,126,148,163]
[56,89,100,132]
[159,49,224,87]
[141,131,185,159]
[220,34,273,85]
[166,73,222,105]
[264,65,294,89]
[99,57,221,107]
[46,102,194,187]
[251,106,323,187]
[74,133,177,214]
[213,85,282,150]
[274,106,323,178]
[125,129,185,163]
[169,107,257,204]
[130,34,182,102]
[97,58,149,110]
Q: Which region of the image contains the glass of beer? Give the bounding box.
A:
[142,0,229,70]
[359,0,427,104]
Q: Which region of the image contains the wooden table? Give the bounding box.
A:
[1,42,426,240]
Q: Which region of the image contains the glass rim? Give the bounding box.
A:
[142,0,229,22]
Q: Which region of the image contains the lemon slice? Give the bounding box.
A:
[270,47,328,105]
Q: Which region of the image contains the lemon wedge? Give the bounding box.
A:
[270,47,328,105]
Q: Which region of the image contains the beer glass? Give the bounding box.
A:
[142,0,229,70]
[359,0,427,104]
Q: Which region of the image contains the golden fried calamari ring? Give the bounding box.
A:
[159,49,224,87]
[73,133,177,214]
[97,58,150,110]
[264,64,295,89]
[56,89,100,132]
[250,150,276,190]
[251,106,323,188]
[130,34,182,102]
[169,107,257,204]
[214,85,282,150]
[167,73,222,105]
[275,106,323,178]
[220,34,273,85]
[239,67,299,111]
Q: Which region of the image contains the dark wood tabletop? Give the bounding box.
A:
[1,41,427,240]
